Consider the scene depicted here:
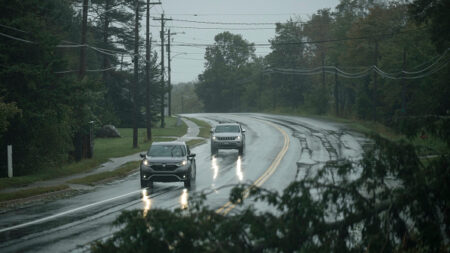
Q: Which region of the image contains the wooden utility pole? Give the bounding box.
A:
[75,0,90,161]
[167,30,171,117]
[145,1,161,141]
[102,0,111,84]
[167,30,179,116]
[154,14,172,128]
[132,0,139,148]
[79,0,88,80]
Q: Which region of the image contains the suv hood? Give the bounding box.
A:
[213,133,241,137]
[145,156,185,163]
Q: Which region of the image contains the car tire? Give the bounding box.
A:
[211,146,217,155]
[191,161,196,181]
[184,176,191,188]
[140,175,146,188]
[238,146,244,155]
[147,180,154,188]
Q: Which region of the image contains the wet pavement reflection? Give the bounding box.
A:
[142,189,151,217]
[179,189,189,209]
[236,156,243,181]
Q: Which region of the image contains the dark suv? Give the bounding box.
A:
[140,141,196,188]
[210,123,246,155]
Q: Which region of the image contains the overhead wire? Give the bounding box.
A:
[267,49,449,80]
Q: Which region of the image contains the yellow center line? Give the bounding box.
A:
[216,120,290,215]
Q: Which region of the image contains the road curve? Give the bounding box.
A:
[0,113,366,252]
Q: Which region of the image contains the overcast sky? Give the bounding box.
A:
[147,0,341,84]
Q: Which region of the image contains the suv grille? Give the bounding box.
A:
[151,164,178,171]
[218,136,236,141]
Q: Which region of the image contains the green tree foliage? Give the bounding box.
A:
[196,32,255,112]
[409,0,450,52]
[267,20,309,109]
[0,98,20,138]
[0,0,163,175]
[0,0,88,174]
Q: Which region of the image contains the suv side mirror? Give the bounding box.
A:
[140,153,146,158]
[188,153,196,158]
[210,128,214,133]
[242,129,246,133]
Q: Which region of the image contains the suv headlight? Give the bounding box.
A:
[212,136,216,140]
[143,159,150,166]
[236,135,241,141]
[177,160,187,166]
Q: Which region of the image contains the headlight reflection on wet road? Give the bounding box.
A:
[211,156,219,181]
[236,156,243,181]
[180,188,189,209]
[142,189,151,217]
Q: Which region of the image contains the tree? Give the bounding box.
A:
[0,99,20,138]
[409,0,450,52]
[0,0,95,173]
[196,32,255,112]
[266,19,309,109]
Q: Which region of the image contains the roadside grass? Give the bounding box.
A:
[67,161,140,186]
[184,117,211,148]
[186,117,211,139]
[0,185,69,202]
[187,139,207,148]
[0,117,186,191]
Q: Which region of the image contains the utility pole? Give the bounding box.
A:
[79,0,88,80]
[154,14,172,128]
[75,0,89,161]
[167,29,180,116]
[132,0,139,148]
[167,29,171,117]
[146,0,161,141]
[102,0,111,85]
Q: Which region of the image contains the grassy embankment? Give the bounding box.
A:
[185,117,211,147]
[0,117,187,194]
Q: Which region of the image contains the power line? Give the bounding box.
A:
[164,12,308,16]
[0,32,34,44]
[267,49,449,80]
[154,25,274,30]
[170,18,278,25]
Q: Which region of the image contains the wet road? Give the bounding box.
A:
[0,113,367,252]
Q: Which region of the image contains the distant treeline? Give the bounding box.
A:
[194,0,449,125]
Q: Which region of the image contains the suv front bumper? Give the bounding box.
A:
[140,164,190,182]
[211,140,243,149]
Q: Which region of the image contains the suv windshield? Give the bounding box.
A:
[215,125,240,133]
[148,145,185,157]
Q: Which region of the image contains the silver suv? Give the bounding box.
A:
[140,141,196,188]
[210,123,246,155]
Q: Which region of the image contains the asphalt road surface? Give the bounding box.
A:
[0,113,367,252]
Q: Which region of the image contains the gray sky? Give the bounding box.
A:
[148,0,341,84]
